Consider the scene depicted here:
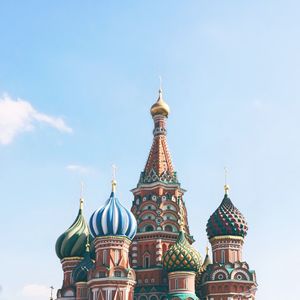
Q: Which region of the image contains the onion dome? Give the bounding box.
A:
[55,198,93,260]
[89,180,137,240]
[163,230,202,273]
[206,186,248,239]
[150,89,170,117]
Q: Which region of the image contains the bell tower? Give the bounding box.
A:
[130,90,193,300]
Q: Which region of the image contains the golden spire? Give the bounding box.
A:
[224,167,230,195]
[150,87,170,117]
[112,164,117,193]
[205,246,209,255]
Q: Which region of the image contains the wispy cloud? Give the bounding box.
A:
[66,164,90,174]
[21,284,54,298]
[0,94,72,145]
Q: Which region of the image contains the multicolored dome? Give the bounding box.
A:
[163,230,202,273]
[55,199,93,260]
[206,190,248,239]
[89,181,137,240]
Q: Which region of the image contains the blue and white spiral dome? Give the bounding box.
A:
[89,181,137,240]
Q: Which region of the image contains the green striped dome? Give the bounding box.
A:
[163,231,202,272]
[55,199,93,260]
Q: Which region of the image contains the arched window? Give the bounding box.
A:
[165,225,173,232]
[145,225,154,232]
[143,254,151,268]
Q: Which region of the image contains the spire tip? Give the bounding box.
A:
[112,164,117,193]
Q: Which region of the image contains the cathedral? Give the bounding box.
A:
[54,90,258,300]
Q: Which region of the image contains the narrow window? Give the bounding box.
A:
[103,249,107,265]
[114,250,120,265]
[143,255,150,268]
[221,250,225,263]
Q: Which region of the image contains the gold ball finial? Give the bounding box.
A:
[224,184,230,195]
[112,164,117,193]
[112,179,117,193]
[79,198,84,210]
[224,167,229,195]
[150,89,170,117]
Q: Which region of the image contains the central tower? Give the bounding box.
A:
[130,90,192,300]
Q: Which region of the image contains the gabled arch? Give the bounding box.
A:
[211,268,229,280]
[231,268,251,281]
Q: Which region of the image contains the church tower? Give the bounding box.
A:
[130,90,193,300]
[88,179,137,300]
[55,179,138,300]
[196,185,257,300]
[55,197,94,299]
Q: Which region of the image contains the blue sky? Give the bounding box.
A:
[0,1,299,299]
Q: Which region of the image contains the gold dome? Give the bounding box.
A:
[150,89,170,117]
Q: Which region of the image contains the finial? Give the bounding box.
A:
[158,76,163,100]
[224,167,230,195]
[112,164,117,193]
[80,198,84,210]
[178,200,185,232]
[80,181,84,198]
[79,182,84,210]
[159,75,163,92]
[158,88,163,99]
[50,286,54,300]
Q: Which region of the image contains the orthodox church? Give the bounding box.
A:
[55,90,257,300]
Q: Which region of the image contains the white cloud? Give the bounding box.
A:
[66,164,90,174]
[0,94,72,145]
[21,284,55,298]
